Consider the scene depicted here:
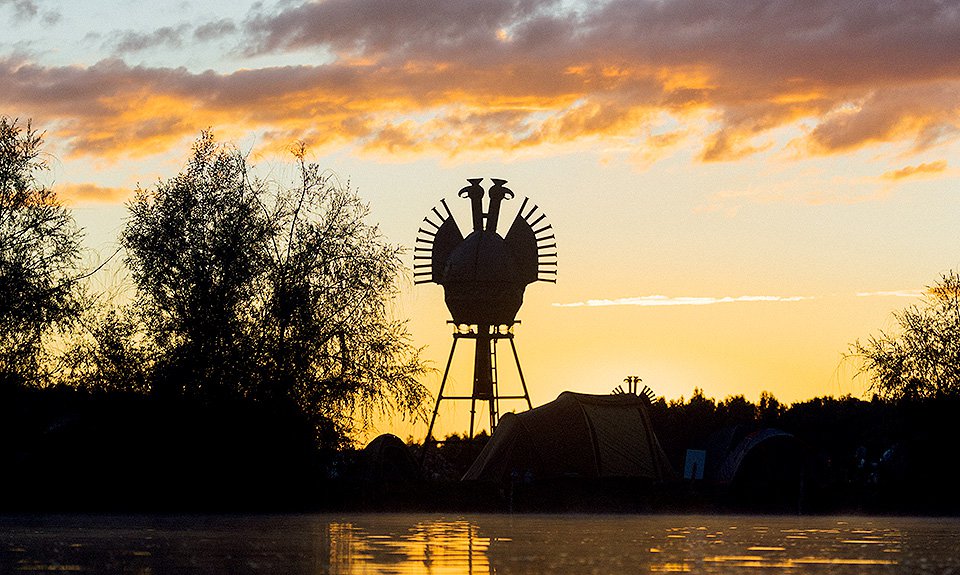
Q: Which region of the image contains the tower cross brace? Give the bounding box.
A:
[423,322,533,448]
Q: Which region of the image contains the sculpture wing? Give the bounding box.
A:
[503,197,557,284]
[415,199,463,284]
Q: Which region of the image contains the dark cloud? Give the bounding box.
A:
[243,0,960,83]
[0,0,38,21]
[194,19,238,42]
[806,83,960,154]
[243,0,558,61]
[109,24,191,54]
[239,0,960,159]
[0,0,57,23]
[101,18,236,57]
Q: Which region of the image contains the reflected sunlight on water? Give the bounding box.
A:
[1,514,958,573]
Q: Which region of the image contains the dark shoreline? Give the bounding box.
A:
[4,478,959,517]
[3,384,960,516]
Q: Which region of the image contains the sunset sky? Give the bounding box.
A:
[4,0,960,438]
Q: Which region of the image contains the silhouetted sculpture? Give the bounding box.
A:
[416,178,556,446]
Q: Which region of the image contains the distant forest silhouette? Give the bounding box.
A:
[3,116,960,513]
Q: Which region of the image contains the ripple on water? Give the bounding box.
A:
[0,514,958,574]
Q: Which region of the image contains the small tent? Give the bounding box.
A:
[361,433,421,483]
[715,428,796,484]
[463,392,674,482]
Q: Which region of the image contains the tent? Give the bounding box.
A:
[716,427,812,510]
[361,433,421,483]
[715,428,796,484]
[463,392,674,482]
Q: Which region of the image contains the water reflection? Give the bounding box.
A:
[330,519,491,574]
[1,514,958,574]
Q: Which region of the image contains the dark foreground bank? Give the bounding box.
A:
[3,384,959,515]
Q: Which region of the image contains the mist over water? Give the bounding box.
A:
[2,514,958,573]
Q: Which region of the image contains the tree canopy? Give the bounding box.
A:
[0,122,429,447]
[120,132,429,444]
[850,271,960,400]
[122,132,269,399]
[0,117,83,384]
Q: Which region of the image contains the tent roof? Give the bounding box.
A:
[362,433,420,483]
[716,428,798,484]
[463,391,674,482]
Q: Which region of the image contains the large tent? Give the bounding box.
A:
[463,392,674,482]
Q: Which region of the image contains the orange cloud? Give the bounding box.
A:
[2,0,959,164]
[57,182,132,204]
[881,161,948,181]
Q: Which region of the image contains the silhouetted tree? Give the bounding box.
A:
[850,271,960,399]
[61,306,155,393]
[757,391,784,427]
[256,144,429,439]
[0,117,84,385]
[122,132,269,399]
[121,132,428,444]
[717,394,756,426]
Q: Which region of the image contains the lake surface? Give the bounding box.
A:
[2,514,959,573]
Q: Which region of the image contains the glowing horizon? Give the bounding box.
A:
[4,0,960,438]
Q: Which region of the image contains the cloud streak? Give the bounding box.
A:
[559,290,938,307]
[554,295,813,308]
[881,161,948,181]
[856,290,925,298]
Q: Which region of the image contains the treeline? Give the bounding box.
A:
[648,389,898,474]
[647,389,960,513]
[0,117,429,451]
[414,390,960,513]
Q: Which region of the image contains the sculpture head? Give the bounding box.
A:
[415,178,557,325]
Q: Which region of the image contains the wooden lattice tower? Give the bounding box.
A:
[415,178,557,443]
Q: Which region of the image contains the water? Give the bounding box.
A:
[2,514,959,574]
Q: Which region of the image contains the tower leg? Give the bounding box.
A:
[490,338,499,432]
[422,337,458,466]
[423,326,532,458]
[473,325,493,399]
[509,338,533,410]
[469,397,476,439]
[489,398,497,434]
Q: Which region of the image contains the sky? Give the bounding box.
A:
[3,0,960,438]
